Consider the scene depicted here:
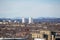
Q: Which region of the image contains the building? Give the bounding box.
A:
[22,17,25,23]
[31,30,55,40]
[28,17,33,24]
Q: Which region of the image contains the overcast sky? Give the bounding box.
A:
[0,0,60,18]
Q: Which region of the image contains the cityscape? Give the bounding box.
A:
[0,0,60,40]
[0,17,60,40]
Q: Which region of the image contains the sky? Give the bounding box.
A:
[0,0,60,18]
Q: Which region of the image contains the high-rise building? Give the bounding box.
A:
[22,17,25,23]
[28,17,33,24]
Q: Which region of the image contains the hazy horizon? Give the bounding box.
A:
[0,0,60,18]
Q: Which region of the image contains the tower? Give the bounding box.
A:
[28,17,33,24]
[22,17,25,23]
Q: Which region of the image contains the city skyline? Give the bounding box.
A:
[0,0,60,18]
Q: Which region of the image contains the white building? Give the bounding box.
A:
[22,17,25,23]
[28,17,33,24]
